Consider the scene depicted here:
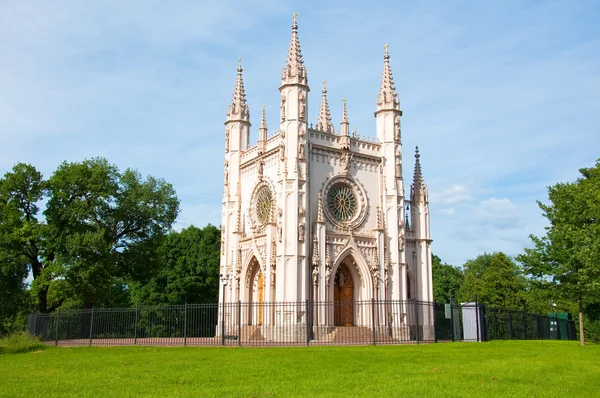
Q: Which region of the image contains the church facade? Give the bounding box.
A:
[219,16,433,338]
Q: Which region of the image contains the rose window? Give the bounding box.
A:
[326,183,357,222]
[255,188,273,225]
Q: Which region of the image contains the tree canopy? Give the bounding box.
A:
[518,159,600,345]
[0,158,180,314]
[129,225,221,305]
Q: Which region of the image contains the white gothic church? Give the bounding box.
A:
[219,16,433,338]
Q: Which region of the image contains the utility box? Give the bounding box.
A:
[548,312,570,340]
[462,302,486,342]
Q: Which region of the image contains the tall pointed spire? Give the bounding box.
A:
[227,58,250,122]
[340,98,349,136]
[316,80,334,133]
[281,12,307,86]
[411,146,427,203]
[376,44,400,112]
[259,105,267,142]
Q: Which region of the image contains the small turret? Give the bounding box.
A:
[316,80,334,133]
[259,105,267,143]
[340,98,349,136]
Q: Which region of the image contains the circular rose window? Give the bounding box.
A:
[322,177,368,229]
[326,183,357,222]
[255,187,273,225]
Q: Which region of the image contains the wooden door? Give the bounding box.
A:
[334,264,354,326]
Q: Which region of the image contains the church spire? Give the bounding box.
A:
[340,98,349,136]
[316,80,334,133]
[411,146,427,203]
[281,12,307,86]
[376,44,399,112]
[259,105,267,142]
[227,58,250,123]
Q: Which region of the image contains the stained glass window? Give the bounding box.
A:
[326,183,357,222]
[256,188,273,225]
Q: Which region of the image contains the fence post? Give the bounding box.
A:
[183,303,187,347]
[221,300,226,346]
[88,307,94,346]
[474,296,480,343]
[237,301,241,346]
[306,300,310,346]
[494,310,498,340]
[32,314,37,337]
[450,293,455,342]
[134,305,138,345]
[55,310,60,346]
[371,299,376,345]
[413,299,420,344]
[433,301,438,343]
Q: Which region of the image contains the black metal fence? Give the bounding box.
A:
[27,300,576,347]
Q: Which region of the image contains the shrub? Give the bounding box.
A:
[0,332,46,354]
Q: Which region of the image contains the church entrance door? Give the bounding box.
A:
[334,263,354,326]
[248,257,264,326]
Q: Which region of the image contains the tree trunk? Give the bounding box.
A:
[37,285,49,313]
[579,291,585,346]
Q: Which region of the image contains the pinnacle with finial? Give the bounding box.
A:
[316,80,334,133]
[317,191,325,223]
[228,58,249,122]
[259,105,267,141]
[377,44,399,110]
[282,12,306,84]
[412,145,426,202]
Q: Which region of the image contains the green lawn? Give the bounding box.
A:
[0,341,597,397]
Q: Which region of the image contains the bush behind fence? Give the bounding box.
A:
[27,300,576,347]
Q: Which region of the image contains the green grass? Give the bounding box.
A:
[0,332,45,354]
[0,341,597,397]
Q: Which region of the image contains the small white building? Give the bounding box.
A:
[219,15,433,340]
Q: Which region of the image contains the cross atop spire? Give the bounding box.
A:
[227,58,249,123]
[281,13,307,86]
[376,44,399,112]
[316,80,334,133]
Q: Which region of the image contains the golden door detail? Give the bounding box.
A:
[334,263,354,326]
[257,271,264,325]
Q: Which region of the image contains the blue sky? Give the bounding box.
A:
[1,0,599,267]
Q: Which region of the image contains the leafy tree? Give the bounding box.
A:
[458,252,525,309]
[0,158,179,313]
[129,225,220,305]
[518,159,600,345]
[431,254,463,303]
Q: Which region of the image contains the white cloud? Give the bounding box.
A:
[474,198,521,229]
[431,185,471,205]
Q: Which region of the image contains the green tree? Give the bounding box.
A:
[129,225,220,305]
[0,158,180,313]
[459,252,525,309]
[431,254,463,303]
[518,159,600,345]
